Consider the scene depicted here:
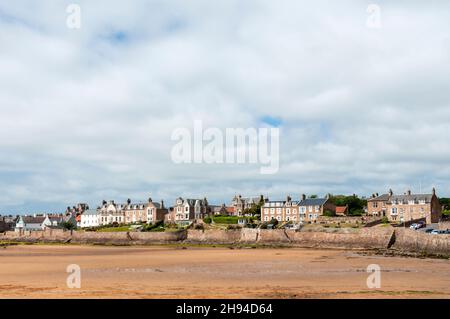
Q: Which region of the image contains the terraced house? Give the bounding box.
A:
[123,199,147,224]
[98,200,127,225]
[368,188,441,224]
[262,194,336,223]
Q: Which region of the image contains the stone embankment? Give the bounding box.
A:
[1,226,449,256]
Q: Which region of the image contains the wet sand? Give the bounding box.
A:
[0,245,449,298]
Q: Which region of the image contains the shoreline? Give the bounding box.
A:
[2,240,449,260]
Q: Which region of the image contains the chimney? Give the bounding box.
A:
[286,195,291,202]
[301,194,306,201]
[127,198,131,205]
[148,197,153,203]
[389,189,393,196]
[160,200,164,209]
[432,187,436,196]
[407,190,411,196]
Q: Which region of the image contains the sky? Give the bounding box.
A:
[1,1,450,214]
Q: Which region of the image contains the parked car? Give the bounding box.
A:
[425,228,434,233]
[417,221,426,229]
[445,229,450,234]
[431,229,446,235]
[409,223,418,230]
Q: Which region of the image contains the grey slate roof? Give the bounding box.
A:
[22,216,46,224]
[389,194,433,203]
[367,194,390,202]
[83,209,98,216]
[298,198,328,206]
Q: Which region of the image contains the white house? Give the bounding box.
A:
[15,215,51,231]
[80,209,99,228]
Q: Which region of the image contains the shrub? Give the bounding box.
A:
[323,210,334,217]
[203,217,212,224]
[142,220,164,232]
[381,216,389,224]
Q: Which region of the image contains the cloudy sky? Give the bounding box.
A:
[1,1,450,213]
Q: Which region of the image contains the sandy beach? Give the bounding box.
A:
[0,245,449,299]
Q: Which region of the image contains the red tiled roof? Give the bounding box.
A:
[335,206,348,214]
[226,206,235,214]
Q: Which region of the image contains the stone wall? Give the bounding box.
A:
[438,221,450,231]
[392,228,450,256]
[186,229,241,244]
[128,231,187,244]
[286,227,394,249]
[2,227,449,256]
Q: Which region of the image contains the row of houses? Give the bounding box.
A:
[1,188,443,231]
[261,194,336,223]
[78,195,269,228]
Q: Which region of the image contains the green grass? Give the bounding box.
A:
[97,226,130,232]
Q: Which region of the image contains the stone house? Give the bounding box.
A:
[98,200,126,225]
[230,195,267,216]
[146,198,168,224]
[172,197,209,225]
[123,199,147,224]
[367,188,442,224]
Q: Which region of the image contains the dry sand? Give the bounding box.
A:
[0,244,449,299]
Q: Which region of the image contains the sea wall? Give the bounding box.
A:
[186,229,242,244]
[438,221,450,231]
[392,228,450,256]
[2,226,449,256]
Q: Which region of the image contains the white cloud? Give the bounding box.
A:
[1,1,450,213]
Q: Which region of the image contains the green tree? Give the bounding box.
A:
[62,221,76,231]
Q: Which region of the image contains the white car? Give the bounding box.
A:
[409,223,419,230]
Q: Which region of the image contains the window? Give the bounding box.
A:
[391,207,397,215]
[308,206,313,212]
[286,208,290,215]
[373,202,378,208]
[264,216,269,221]
[315,206,319,212]
[276,216,282,221]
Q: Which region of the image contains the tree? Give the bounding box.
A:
[328,195,367,216]
[62,221,76,231]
